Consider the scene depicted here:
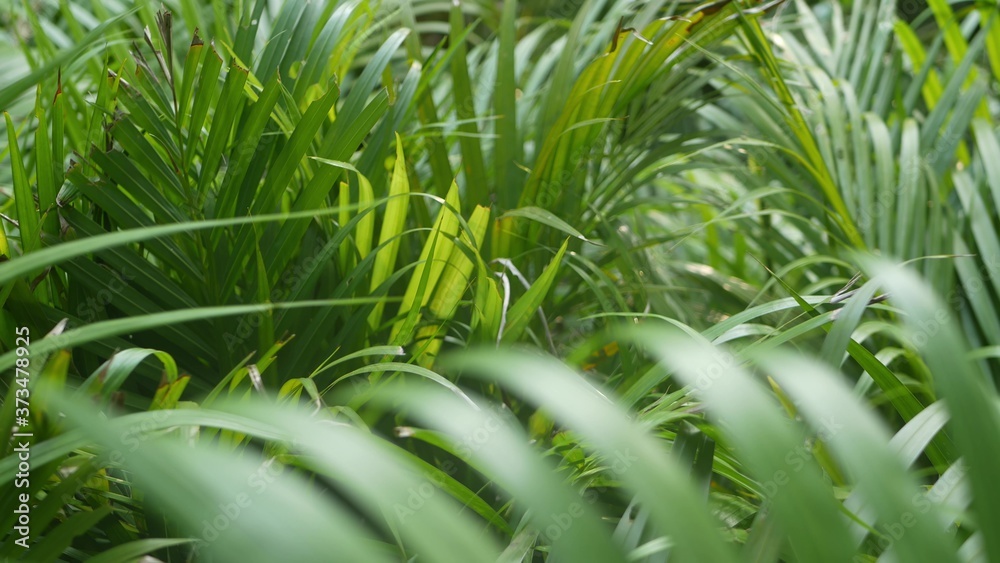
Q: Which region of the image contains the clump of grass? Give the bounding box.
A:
[1,0,999,560]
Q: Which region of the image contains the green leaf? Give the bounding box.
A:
[416,204,490,365]
[391,182,462,343]
[501,239,569,343]
[449,2,488,209]
[368,133,411,330]
[0,10,135,111]
[86,539,200,563]
[5,112,39,253]
[23,505,113,562]
[501,206,597,244]
[866,259,1000,561]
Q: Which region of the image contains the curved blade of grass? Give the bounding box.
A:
[757,351,962,563]
[86,539,199,563]
[442,349,741,563]
[864,258,1000,561]
[627,326,856,563]
[0,204,362,287]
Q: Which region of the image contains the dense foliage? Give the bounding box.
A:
[2,0,1000,561]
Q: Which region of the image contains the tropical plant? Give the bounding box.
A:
[2,0,1000,561]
